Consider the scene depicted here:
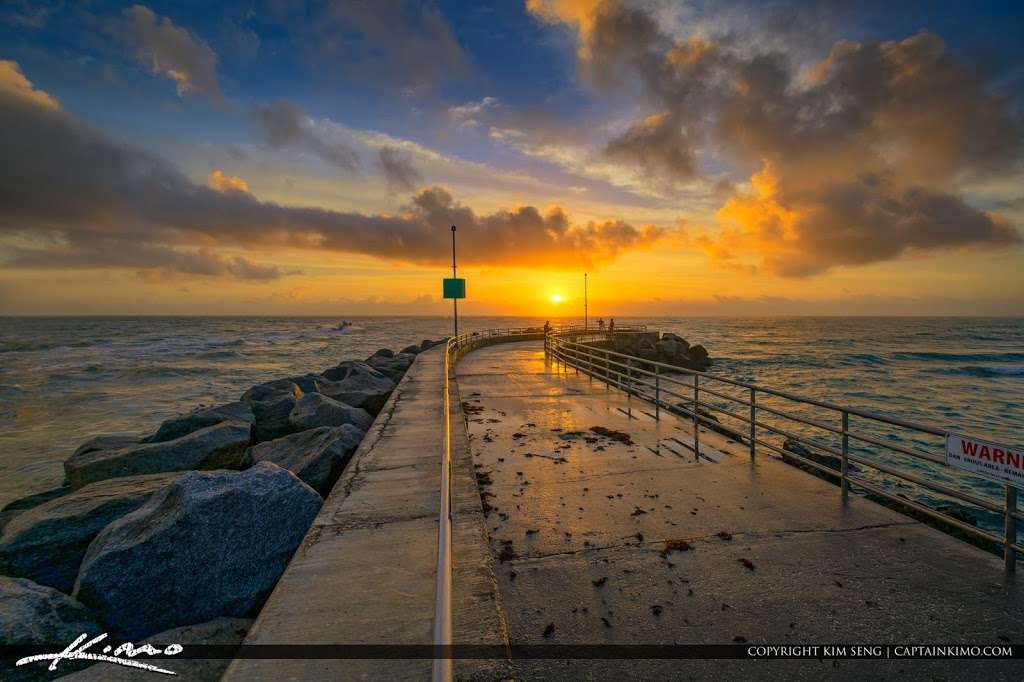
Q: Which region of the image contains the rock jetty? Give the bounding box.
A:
[74,463,322,640]
[0,338,445,675]
[588,331,713,372]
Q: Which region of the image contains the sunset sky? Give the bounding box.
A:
[1,0,1022,316]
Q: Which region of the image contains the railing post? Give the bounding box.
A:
[1006,485,1018,575]
[841,411,849,502]
[626,357,632,418]
[749,388,756,460]
[693,375,700,462]
[655,365,660,420]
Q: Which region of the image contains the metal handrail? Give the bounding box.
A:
[433,325,562,682]
[554,331,945,434]
[545,331,1021,573]
[432,342,455,682]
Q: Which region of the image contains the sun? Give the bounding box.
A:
[550,293,564,304]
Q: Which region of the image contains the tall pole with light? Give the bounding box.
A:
[584,272,588,331]
[442,225,465,340]
[451,225,458,337]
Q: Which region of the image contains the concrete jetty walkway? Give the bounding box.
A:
[223,336,1022,681]
[457,341,1024,680]
[222,346,446,680]
[223,345,503,681]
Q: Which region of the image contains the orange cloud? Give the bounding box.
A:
[0,60,58,110]
[708,163,1018,277]
[208,169,249,193]
[526,0,603,38]
[665,37,721,70]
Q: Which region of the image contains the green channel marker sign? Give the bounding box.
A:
[443,278,466,299]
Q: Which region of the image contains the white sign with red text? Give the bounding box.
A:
[945,434,1024,490]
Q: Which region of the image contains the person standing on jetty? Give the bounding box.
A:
[543,321,551,335]
[598,317,605,331]
[607,318,615,339]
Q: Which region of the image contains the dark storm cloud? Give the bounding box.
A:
[789,178,1018,272]
[542,0,1023,275]
[250,99,361,172]
[0,61,660,275]
[605,112,697,181]
[579,2,1024,180]
[10,234,286,281]
[712,32,1024,182]
[377,147,422,192]
[113,5,224,104]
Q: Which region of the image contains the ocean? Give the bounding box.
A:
[1,316,1020,533]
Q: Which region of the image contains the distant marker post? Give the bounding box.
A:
[584,272,588,331]
[452,225,457,338]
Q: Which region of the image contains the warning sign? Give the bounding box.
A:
[945,434,1024,490]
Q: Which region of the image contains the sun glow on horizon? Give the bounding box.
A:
[550,293,564,304]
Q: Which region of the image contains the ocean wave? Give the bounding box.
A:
[840,353,888,366]
[46,365,107,383]
[715,353,831,369]
[1,341,55,353]
[934,366,1024,378]
[893,351,1024,363]
[126,365,217,378]
[0,384,26,399]
[1,338,104,354]
[196,350,247,360]
[202,338,246,349]
[964,334,1007,342]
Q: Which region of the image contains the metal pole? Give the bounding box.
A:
[584,272,588,331]
[626,357,632,418]
[450,225,458,338]
[693,375,700,462]
[749,388,756,460]
[655,365,660,420]
[841,411,849,502]
[1006,486,1018,575]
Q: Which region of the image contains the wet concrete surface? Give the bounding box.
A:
[455,341,1024,681]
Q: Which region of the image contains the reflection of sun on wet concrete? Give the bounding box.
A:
[458,341,728,642]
